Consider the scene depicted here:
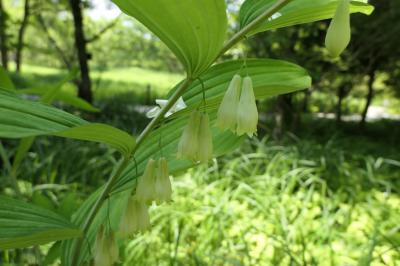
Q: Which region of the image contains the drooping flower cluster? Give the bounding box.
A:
[136,157,172,204]
[118,157,172,237]
[325,0,351,58]
[119,196,151,236]
[217,74,258,137]
[94,226,119,266]
[177,110,213,163]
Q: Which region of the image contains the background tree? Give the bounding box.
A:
[246,23,330,135]
[0,0,9,69]
[344,0,400,128]
[69,0,92,103]
[15,0,31,72]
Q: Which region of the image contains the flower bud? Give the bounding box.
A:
[177,110,201,160]
[155,157,172,203]
[119,196,150,236]
[217,74,241,132]
[325,0,351,58]
[237,77,258,137]
[94,227,119,266]
[136,159,156,204]
[197,113,213,163]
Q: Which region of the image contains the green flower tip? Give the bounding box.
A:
[177,111,213,163]
[217,75,258,137]
[94,227,119,266]
[325,0,351,58]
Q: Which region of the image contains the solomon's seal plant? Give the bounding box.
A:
[0,0,374,265]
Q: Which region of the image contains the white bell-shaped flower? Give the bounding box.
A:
[177,110,201,161]
[325,0,351,58]
[197,113,213,163]
[237,76,258,137]
[94,227,119,266]
[135,159,156,204]
[155,157,172,203]
[119,196,151,236]
[217,74,241,132]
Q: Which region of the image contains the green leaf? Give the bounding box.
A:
[18,88,99,113]
[61,58,311,265]
[58,193,80,219]
[0,196,82,249]
[56,123,135,156]
[43,241,61,266]
[41,68,79,104]
[0,90,134,156]
[17,68,98,112]
[11,137,34,174]
[239,0,374,36]
[0,67,15,91]
[112,0,227,77]
[32,192,56,212]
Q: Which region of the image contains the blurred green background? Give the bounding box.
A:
[0,0,399,265]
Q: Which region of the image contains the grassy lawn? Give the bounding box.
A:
[12,64,184,101]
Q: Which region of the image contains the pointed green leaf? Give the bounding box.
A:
[56,123,135,156]
[41,68,79,104]
[112,0,227,77]
[0,90,134,156]
[239,0,374,36]
[18,87,99,113]
[0,196,82,249]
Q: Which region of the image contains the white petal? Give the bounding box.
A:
[148,97,187,118]
[174,97,187,111]
[155,99,168,108]
[146,106,161,118]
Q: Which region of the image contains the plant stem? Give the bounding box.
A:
[73,0,294,263]
[133,78,192,153]
[71,78,192,264]
[217,0,293,58]
[71,156,130,266]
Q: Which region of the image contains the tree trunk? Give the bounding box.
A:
[15,0,30,72]
[360,71,376,129]
[302,89,311,113]
[69,0,92,103]
[336,86,345,125]
[274,94,294,138]
[0,0,9,69]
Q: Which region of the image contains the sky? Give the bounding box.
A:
[88,0,121,20]
[87,0,243,21]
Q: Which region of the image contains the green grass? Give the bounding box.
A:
[2,118,399,266]
[122,135,400,266]
[11,64,184,101]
